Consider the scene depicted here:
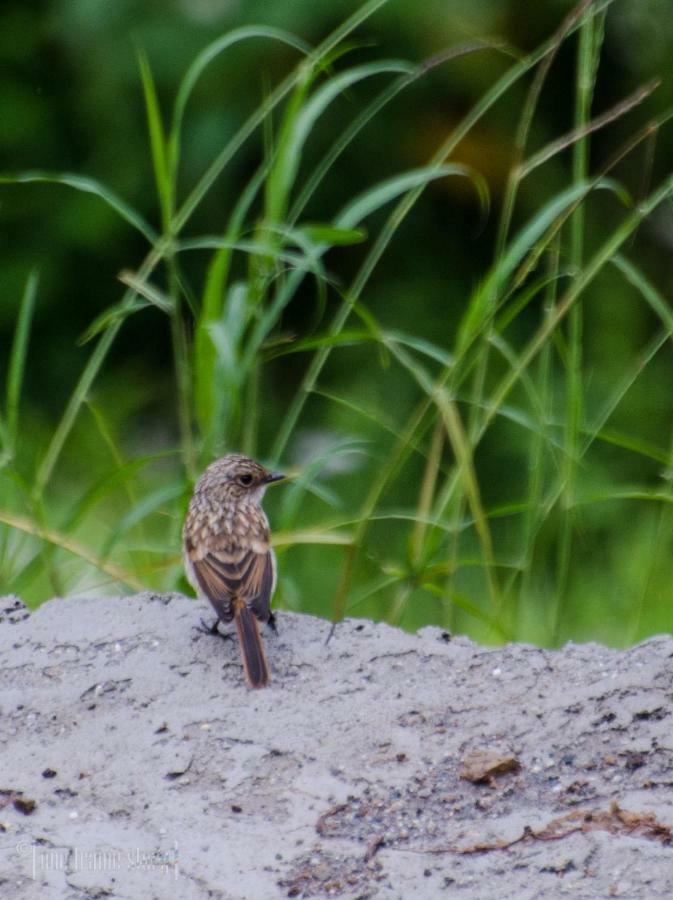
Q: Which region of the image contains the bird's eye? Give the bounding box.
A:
[238,473,253,486]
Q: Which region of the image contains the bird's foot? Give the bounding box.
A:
[267,611,278,635]
[194,618,231,641]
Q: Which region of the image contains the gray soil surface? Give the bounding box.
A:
[1,592,673,899]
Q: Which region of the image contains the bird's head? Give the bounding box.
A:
[198,454,285,505]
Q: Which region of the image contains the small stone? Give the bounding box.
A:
[460,750,521,784]
[13,798,36,815]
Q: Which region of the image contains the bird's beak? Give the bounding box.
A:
[264,471,285,484]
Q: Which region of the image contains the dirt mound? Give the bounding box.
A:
[1,592,672,898]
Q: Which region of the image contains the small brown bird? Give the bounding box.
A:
[183,454,285,688]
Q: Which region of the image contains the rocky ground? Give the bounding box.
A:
[1,592,673,898]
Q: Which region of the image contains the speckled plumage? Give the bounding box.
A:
[183,454,284,688]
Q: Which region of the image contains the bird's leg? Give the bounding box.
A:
[267,611,278,634]
[195,617,231,641]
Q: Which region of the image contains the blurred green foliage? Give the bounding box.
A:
[2,0,673,647]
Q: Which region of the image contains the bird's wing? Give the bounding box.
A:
[190,547,274,623]
[240,549,275,621]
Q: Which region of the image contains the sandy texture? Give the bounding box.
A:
[1,592,673,899]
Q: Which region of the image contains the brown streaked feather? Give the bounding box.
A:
[191,548,275,624]
[190,555,234,622]
[246,550,275,621]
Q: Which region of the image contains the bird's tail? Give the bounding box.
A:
[234,600,270,689]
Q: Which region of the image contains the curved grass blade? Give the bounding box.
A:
[278,438,370,529]
[266,331,372,359]
[195,163,269,450]
[520,79,659,180]
[457,180,597,355]
[420,583,506,634]
[179,236,327,278]
[275,222,367,250]
[611,254,673,337]
[0,171,157,243]
[385,331,455,369]
[101,480,185,559]
[314,388,429,459]
[77,297,157,345]
[337,164,486,230]
[267,60,412,223]
[169,26,312,182]
[0,509,145,591]
[380,337,502,622]
[63,452,176,534]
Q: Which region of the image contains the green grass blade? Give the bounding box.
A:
[17,214,176,492]
[268,60,411,225]
[386,331,455,369]
[101,481,185,559]
[266,331,373,358]
[457,180,595,355]
[296,224,367,246]
[77,297,155,345]
[494,0,584,259]
[178,236,326,275]
[6,270,38,452]
[552,7,603,641]
[591,428,670,465]
[337,165,485,229]
[521,79,659,179]
[270,165,484,462]
[611,254,673,336]
[420,583,505,634]
[278,439,369,530]
[315,388,429,458]
[137,48,172,228]
[0,171,157,243]
[35,313,124,493]
[195,163,269,452]
[264,70,313,229]
[64,454,172,533]
[410,421,444,568]
[117,271,174,313]
[0,509,146,591]
[169,26,312,183]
